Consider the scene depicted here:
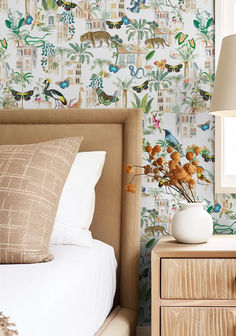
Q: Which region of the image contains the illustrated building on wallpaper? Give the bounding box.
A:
[155,198,171,232]
[57,22,68,43]
[176,113,197,138]
[75,1,92,20]
[154,11,169,29]
[85,88,97,108]
[25,0,38,17]
[0,0,8,15]
[117,44,147,68]
[86,18,106,31]
[204,43,215,71]
[104,0,125,18]
[16,46,37,72]
[185,0,196,12]
[157,89,171,113]
[67,62,82,85]
[0,62,9,82]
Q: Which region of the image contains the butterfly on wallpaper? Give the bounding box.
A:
[55,78,70,89]
[109,64,120,73]
[165,64,183,73]
[175,32,188,45]
[10,89,34,101]
[202,152,215,163]
[0,38,7,49]
[198,120,210,131]
[154,60,166,71]
[199,89,212,101]
[96,89,119,106]
[132,80,149,93]
[127,0,147,13]
[56,0,77,11]
[106,20,124,29]
[152,115,160,128]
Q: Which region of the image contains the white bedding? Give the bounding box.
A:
[0,240,117,336]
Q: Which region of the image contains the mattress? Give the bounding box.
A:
[0,240,117,336]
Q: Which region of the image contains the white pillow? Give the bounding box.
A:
[50,151,106,246]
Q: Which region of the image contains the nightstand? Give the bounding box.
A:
[152,235,236,336]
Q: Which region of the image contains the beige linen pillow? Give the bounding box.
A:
[0,137,83,264]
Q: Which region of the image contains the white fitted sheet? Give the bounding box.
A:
[0,240,117,336]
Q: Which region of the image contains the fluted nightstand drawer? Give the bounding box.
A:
[161,307,236,336]
[161,258,236,299]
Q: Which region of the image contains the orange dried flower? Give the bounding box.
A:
[192,160,199,166]
[152,160,158,166]
[188,178,196,189]
[186,151,194,161]
[170,151,181,162]
[151,149,157,156]
[144,165,152,174]
[145,145,152,153]
[149,155,155,160]
[125,184,136,193]
[183,163,196,175]
[173,166,188,180]
[153,167,159,174]
[153,145,161,153]
[194,147,202,155]
[125,164,134,174]
[168,160,178,170]
[157,157,165,166]
[167,146,174,153]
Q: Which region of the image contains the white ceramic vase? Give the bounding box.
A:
[172,202,213,244]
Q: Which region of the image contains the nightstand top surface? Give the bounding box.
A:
[152,235,236,257]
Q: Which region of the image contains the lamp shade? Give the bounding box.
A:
[210,34,236,115]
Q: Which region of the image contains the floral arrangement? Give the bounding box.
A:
[125,144,203,203]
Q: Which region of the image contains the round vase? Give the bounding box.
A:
[172,202,213,244]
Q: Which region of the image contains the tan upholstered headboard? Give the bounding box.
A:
[0,108,142,312]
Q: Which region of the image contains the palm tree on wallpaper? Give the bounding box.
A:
[147,0,165,12]
[113,77,133,108]
[183,95,206,114]
[41,0,58,11]
[126,19,150,45]
[68,43,93,64]
[91,58,109,78]
[177,47,197,78]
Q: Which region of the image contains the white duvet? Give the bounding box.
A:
[0,240,117,336]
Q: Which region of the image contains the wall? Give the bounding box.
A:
[0,0,224,325]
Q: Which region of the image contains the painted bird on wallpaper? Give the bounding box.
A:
[196,166,211,184]
[163,129,183,156]
[43,79,67,108]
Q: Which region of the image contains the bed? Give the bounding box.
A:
[0,108,142,336]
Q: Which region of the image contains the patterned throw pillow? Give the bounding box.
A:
[0,137,83,264]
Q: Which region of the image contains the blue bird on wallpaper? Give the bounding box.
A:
[163,129,184,156]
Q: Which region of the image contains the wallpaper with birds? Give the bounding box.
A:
[0,0,229,325]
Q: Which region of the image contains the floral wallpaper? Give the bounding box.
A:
[0,0,232,326]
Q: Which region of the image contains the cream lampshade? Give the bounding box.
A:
[210,34,236,116]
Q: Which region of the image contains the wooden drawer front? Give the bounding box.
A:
[161,258,236,299]
[161,307,236,336]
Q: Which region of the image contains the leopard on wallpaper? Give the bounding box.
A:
[0,0,233,325]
